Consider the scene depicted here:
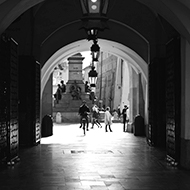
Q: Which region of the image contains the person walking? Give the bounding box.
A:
[54,84,62,104]
[78,100,90,130]
[60,80,66,93]
[117,105,121,119]
[91,104,102,129]
[104,106,113,132]
[122,105,129,132]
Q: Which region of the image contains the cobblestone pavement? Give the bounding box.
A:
[0,123,190,190]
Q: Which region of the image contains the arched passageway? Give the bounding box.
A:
[1,0,190,169]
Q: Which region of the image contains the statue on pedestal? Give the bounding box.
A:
[53,53,92,123]
[69,80,81,100]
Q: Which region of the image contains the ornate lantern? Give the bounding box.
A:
[88,65,98,87]
[91,40,100,62]
[80,0,109,41]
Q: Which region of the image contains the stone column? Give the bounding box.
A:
[180,37,190,169]
[66,53,85,93]
[138,73,145,118]
[131,68,138,119]
[42,73,53,118]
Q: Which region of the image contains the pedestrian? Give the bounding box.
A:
[78,100,90,130]
[91,104,102,129]
[60,80,66,93]
[117,105,121,119]
[85,81,91,92]
[122,105,129,132]
[104,106,113,132]
[54,84,62,103]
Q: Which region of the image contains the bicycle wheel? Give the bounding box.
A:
[82,118,86,135]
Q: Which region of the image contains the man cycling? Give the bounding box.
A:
[78,100,90,131]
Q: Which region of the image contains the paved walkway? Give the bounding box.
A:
[0,123,190,190]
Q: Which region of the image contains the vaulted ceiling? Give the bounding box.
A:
[0,0,189,41]
[2,0,185,62]
[1,0,189,93]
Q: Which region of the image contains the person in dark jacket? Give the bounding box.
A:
[60,80,66,93]
[122,105,129,132]
[54,84,62,103]
[78,100,90,130]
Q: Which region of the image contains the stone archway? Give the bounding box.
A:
[41,39,149,125]
[41,39,148,94]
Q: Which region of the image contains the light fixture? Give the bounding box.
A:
[80,0,109,15]
[88,39,100,88]
[88,65,98,87]
[80,0,109,40]
[87,28,98,41]
[91,40,100,62]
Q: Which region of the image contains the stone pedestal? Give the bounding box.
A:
[66,53,85,93]
[53,93,92,122]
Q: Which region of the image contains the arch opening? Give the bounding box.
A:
[41,39,149,126]
[41,39,148,95]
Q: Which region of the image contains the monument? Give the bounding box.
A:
[53,53,92,123]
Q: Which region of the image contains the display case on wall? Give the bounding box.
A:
[0,35,19,165]
[165,37,181,166]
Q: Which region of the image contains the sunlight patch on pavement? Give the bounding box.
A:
[41,123,127,145]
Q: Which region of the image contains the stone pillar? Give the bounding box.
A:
[180,37,190,169]
[66,53,85,93]
[42,74,53,118]
[138,73,145,118]
[113,58,122,110]
[131,68,138,120]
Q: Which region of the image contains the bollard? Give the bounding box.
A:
[41,115,53,137]
[134,114,145,136]
[56,112,62,123]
